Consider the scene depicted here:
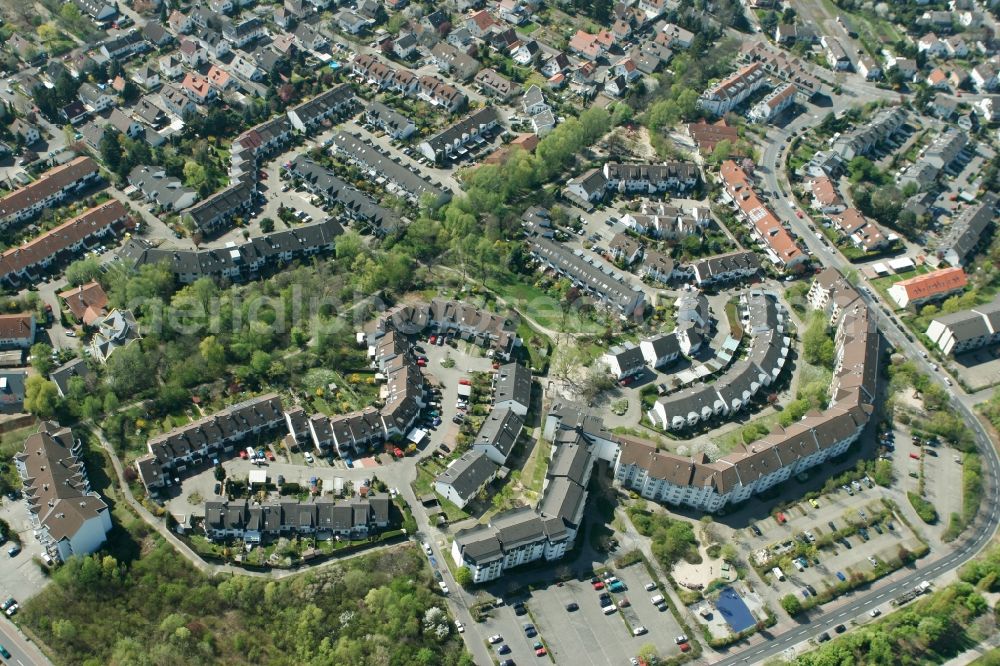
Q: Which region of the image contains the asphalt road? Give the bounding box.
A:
[0,618,52,666]
[717,88,1000,665]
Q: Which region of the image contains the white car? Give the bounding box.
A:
[489,634,503,644]
[868,556,879,566]
[644,582,657,592]
[422,541,433,555]
[455,621,464,633]
[303,452,314,463]
[438,582,449,594]
[869,608,881,618]
[633,626,647,636]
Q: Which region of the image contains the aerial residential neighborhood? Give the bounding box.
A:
[0,0,998,664]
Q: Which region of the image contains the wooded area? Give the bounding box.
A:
[20,538,470,666]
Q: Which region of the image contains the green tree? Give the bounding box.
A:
[30,343,54,376]
[24,376,60,417]
[64,256,103,287]
[183,161,208,190]
[454,566,473,587]
[780,593,803,615]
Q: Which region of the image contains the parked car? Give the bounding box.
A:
[7,545,20,557]
[497,644,511,654]
[565,602,579,612]
[488,634,503,644]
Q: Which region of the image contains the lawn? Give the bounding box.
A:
[870,265,931,309]
[485,275,605,335]
[516,318,553,374]
[712,410,783,453]
[520,437,550,502]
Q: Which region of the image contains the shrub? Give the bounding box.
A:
[908,492,938,524]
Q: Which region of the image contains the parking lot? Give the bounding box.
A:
[473,564,686,666]
[0,497,51,606]
[746,486,924,603]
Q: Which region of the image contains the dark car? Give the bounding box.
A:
[514,603,527,616]
[497,645,511,655]
[834,624,846,634]
[818,632,831,642]
[565,602,579,612]
[750,524,762,536]
[806,584,817,596]
[828,521,837,531]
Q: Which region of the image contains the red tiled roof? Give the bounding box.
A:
[0,313,33,341]
[895,267,967,301]
[0,157,99,221]
[0,200,126,281]
[58,280,109,326]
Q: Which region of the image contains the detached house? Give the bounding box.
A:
[568,29,614,60]
[475,68,521,99]
[78,83,116,114]
[181,73,216,105]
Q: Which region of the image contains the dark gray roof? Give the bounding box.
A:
[288,157,400,235]
[49,358,92,397]
[692,250,761,279]
[185,181,254,234]
[529,236,646,315]
[453,523,504,562]
[473,407,523,460]
[937,192,998,265]
[421,107,499,155]
[331,132,449,205]
[435,450,497,500]
[538,476,585,526]
[547,440,592,486]
[129,165,197,210]
[120,218,342,282]
[643,332,679,358]
[364,101,414,136]
[494,362,531,408]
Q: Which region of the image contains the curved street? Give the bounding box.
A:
[710,85,1000,664]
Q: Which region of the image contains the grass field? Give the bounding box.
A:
[520,436,550,502]
[485,275,608,335]
[870,265,932,309]
[712,411,783,453]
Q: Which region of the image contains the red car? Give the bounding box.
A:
[619,376,633,387]
[429,335,437,344]
[239,449,248,459]
[592,581,605,590]
[679,642,691,653]
[909,452,921,460]
[417,358,427,367]
[535,648,547,657]
[265,450,275,461]
[459,378,471,386]
[775,512,787,524]
[796,210,804,219]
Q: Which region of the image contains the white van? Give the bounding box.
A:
[772,567,786,581]
[650,594,665,606]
